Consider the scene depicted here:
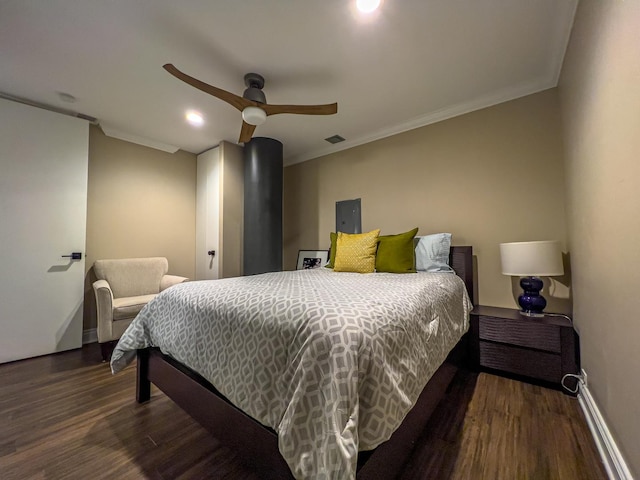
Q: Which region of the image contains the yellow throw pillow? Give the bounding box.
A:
[334,229,381,273]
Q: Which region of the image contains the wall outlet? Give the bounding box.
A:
[581,368,588,387]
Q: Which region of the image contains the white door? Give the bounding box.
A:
[0,99,88,363]
[195,147,220,280]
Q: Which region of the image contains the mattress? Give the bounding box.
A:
[111,268,472,480]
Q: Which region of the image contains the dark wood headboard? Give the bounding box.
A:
[450,246,475,305]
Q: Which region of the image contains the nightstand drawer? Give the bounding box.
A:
[479,315,562,353]
[480,342,562,383]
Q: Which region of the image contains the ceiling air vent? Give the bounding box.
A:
[324,134,345,144]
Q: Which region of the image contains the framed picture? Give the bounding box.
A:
[296,250,329,270]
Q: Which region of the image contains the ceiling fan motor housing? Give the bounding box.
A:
[243,73,266,103]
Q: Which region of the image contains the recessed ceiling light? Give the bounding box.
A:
[356,0,381,13]
[185,110,204,127]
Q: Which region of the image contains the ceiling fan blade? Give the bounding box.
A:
[163,64,251,111]
[262,102,338,116]
[238,121,257,143]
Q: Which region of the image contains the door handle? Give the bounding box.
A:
[62,252,82,260]
[207,250,216,257]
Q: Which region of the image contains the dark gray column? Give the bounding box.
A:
[243,137,283,275]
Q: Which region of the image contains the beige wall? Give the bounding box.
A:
[284,89,568,310]
[558,1,640,475]
[84,125,197,329]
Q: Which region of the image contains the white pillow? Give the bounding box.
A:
[415,233,453,272]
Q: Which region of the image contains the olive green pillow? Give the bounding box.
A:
[375,227,419,273]
[325,232,338,268]
[334,229,381,273]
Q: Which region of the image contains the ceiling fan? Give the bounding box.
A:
[163,64,338,143]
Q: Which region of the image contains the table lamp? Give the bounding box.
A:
[500,240,564,317]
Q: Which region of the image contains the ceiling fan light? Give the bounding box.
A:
[242,106,267,126]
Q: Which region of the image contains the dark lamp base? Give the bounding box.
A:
[518,276,547,315]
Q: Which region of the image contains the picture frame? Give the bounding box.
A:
[296,250,330,270]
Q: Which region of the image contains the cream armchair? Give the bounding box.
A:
[92,257,188,361]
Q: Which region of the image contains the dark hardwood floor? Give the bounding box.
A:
[0,344,607,480]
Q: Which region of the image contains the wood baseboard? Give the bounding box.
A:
[578,383,633,480]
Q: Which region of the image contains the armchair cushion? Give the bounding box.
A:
[112,294,157,320]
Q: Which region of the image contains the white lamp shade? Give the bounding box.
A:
[242,106,267,126]
[500,240,564,276]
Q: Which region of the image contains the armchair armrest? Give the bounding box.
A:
[160,274,189,291]
[93,279,114,343]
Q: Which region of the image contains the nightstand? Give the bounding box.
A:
[469,305,580,393]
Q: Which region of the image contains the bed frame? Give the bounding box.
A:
[136,246,475,479]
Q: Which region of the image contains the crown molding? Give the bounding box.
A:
[285,78,556,166]
[100,124,179,153]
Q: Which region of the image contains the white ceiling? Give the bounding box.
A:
[0,0,577,165]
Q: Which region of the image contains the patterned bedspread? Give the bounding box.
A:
[111,268,472,480]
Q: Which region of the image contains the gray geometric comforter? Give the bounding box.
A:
[111,268,472,480]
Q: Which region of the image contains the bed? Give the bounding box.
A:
[111,246,475,480]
